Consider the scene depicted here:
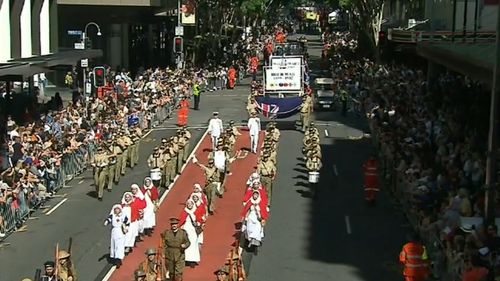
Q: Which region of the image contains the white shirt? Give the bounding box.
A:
[208,118,223,137]
[247,117,261,136]
[214,150,226,170]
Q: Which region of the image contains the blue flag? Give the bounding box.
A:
[255,96,303,119]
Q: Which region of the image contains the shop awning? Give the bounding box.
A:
[417,42,497,84]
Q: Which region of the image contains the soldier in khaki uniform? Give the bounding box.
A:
[257,153,276,205]
[58,250,76,281]
[122,131,134,168]
[162,218,190,281]
[306,150,322,197]
[105,139,117,191]
[110,136,123,183]
[116,132,129,176]
[214,266,229,281]
[130,126,142,167]
[195,158,220,215]
[148,147,165,188]
[169,136,180,174]
[246,96,258,117]
[167,139,178,181]
[138,248,167,281]
[300,94,313,131]
[181,126,191,162]
[92,146,109,201]
[177,130,186,172]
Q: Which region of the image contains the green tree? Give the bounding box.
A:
[340,0,384,58]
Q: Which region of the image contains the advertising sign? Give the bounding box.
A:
[264,65,303,92]
[270,56,303,68]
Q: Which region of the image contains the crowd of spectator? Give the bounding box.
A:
[324,30,499,280]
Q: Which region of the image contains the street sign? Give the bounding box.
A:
[175,26,184,36]
[67,30,83,36]
[74,42,84,50]
[85,82,91,94]
[81,59,88,68]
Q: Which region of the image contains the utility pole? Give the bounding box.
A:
[484,0,500,223]
[176,0,184,69]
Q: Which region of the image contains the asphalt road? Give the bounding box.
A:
[246,35,408,281]
[0,81,252,281]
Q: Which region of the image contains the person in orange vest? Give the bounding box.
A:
[363,154,379,203]
[399,233,430,281]
[228,66,237,89]
[177,96,190,126]
[250,55,259,81]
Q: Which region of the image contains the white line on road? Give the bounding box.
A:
[324,129,329,137]
[78,180,84,184]
[333,165,338,176]
[45,198,68,216]
[345,215,352,234]
[101,266,116,281]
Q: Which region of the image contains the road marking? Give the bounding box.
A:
[45,198,68,216]
[345,215,352,234]
[333,165,338,176]
[324,129,329,137]
[78,180,84,184]
[101,266,116,281]
[159,128,209,205]
[16,225,28,232]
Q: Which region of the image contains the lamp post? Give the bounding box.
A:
[81,22,102,98]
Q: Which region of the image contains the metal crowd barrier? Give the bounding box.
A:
[0,95,183,241]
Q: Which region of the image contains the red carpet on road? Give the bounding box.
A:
[108,130,263,281]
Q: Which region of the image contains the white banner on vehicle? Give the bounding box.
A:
[264,65,303,92]
[269,56,303,68]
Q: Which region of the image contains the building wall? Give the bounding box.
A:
[0,0,56,63]
[425,0,497,31]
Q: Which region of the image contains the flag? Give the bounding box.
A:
[256,96,303,119]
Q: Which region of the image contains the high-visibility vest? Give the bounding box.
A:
[193,84,200,96]
[399,242,429,277]
[363,161,378,176]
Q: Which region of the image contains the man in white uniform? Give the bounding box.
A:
[247,112,261,153]
[208,112,223,150]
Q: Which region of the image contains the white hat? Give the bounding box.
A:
[193,183,202,190]
[131,184,140,190]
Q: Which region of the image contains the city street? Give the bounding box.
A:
[0,83,252,281]
[246,35,408,281]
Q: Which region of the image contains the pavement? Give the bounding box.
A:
[245,35,409,281]
[0,80,252,280]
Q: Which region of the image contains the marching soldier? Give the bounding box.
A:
[42,261,62,281]
[195,158,220,215]
[116,131,129,176]
[169,136,180,174]
[131,125,142,168]
[246,96,258,117]
[257,153,276,205]
[300,94,313,132]
[270,122,280,141]
[177,130,186,172]
[57,250,76,281]
[123,130,134,168]
[109,136,124,184]
[162,218,190,281]
[105,139,117,192]
[148,147,165,188]
[181,126,192,162]
[92,146,109,201]
[138,248,167,281]
[306,151,322,172]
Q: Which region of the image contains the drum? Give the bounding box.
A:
[308,171,320,183]
[150,168,162,180]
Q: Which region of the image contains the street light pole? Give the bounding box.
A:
[484,0,500,223]
[81,22,102,100]
[177,0,184,69]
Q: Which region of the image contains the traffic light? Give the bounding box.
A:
[174,37,183,53]
[93,66,106,87]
